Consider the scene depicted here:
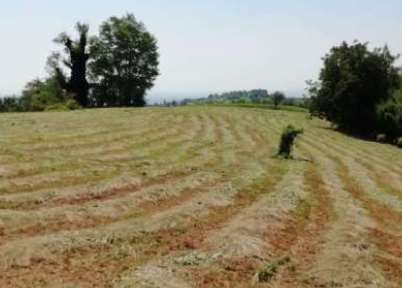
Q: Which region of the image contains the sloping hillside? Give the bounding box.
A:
[0,107,401,287]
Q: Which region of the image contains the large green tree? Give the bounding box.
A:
[49,23,90,107]
[309,41,400,135]
[89,14,159,107]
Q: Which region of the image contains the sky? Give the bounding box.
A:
[0,0,401,102]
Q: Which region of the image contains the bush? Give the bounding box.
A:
[277,125,304,158]
[257,257,291,283]
[271,91,286,109]
[376,96,402,141]
[44,103,70,111]
[44,99,81,112]
[65,99,81,110]
[27,78,66,109]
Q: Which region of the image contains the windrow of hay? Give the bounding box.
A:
[0,107,401,287]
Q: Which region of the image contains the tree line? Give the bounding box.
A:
[0,13,159,112]
[308,41,402,146]
[1,24,401,148]
[178,90,306,109]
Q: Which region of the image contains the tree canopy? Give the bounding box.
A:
[272,91,286,108]
[3,13,160,112]
[309,41,400,136]
[49,23,90,107]
[89,14,159,107]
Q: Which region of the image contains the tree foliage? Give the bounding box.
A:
[376,90,402,141]
[0,77,81,113]
[272,91,286,109]
[49,23,90,107]
[89,14,159,107]
[309,41,400,135]
[205,90,270,103]
[0,97,21,112]
[20,78,66,111]
[1,14,160,113]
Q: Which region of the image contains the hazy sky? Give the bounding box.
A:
[1,0,401,102]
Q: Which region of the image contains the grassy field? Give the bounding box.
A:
[0,107,401,287]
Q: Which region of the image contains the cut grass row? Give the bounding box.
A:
[0,107,401,287]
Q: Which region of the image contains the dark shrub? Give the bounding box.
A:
[65,99,81,110]
[272,91,286,109]
[376,96,402,141]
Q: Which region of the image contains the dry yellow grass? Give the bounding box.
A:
[0,106,401,287]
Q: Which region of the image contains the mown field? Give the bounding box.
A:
[0,107,401,288]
